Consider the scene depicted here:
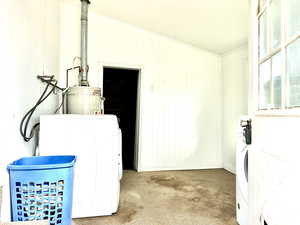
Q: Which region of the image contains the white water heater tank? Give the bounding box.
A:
[66,86,103,114]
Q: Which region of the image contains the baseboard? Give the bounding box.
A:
[138,164,223,172]
[224,164,236,174]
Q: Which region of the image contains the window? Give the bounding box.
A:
[287,39,300,107]
[257,0,300,111]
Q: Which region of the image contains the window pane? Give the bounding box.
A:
[259,12,268,60]
[287,38,300,107]
[287,0,300,38]
[259,60,271,109]
[272,52,282,108]
[271,0,281,50]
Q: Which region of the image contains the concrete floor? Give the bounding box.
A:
[74,169,236,225]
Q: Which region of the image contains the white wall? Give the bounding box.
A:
[221,45,248,174]
[60,2,223,171]
[0,0,60,220]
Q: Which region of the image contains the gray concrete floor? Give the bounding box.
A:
[74,169,236,225]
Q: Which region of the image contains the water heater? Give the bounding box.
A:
[65,0,104,115]
[66,86,103,114]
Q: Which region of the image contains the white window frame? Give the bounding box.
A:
[251,0,300,116]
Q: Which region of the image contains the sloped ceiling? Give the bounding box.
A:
[69,0,249,53]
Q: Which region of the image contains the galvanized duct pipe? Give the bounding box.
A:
[80,0,90,86]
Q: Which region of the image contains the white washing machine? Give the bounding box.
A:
[236,117,250,225]
[39,114,122,218]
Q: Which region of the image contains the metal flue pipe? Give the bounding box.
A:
[80,0,90,86]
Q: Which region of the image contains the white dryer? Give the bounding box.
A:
[39,114,122,218]
[236,117,251,225]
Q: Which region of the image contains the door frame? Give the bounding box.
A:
[98,61,143,171]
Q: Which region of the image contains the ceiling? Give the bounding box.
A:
[75,0,249,54]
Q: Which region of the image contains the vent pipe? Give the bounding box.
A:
[80,0,90,86]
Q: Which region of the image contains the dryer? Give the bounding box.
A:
[236,117,251,225]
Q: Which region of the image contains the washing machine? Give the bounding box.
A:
[39,114,122,218]
[236,117,251,225]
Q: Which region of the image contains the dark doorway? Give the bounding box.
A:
[103,67,139,170]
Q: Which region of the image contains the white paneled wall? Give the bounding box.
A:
[0,0,60,221]
[59,1,223,171]
[0,0,60,176]
[222,45,248,173]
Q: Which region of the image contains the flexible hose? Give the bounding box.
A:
[20,76,58,142]
[54,87,69,114]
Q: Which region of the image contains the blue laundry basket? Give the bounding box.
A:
[7,155,76,225]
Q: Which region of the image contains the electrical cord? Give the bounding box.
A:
[20,76,58,142]
[54,93,65,114]
[54,87,69,114]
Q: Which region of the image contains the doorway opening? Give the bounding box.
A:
[103,67,140,170]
